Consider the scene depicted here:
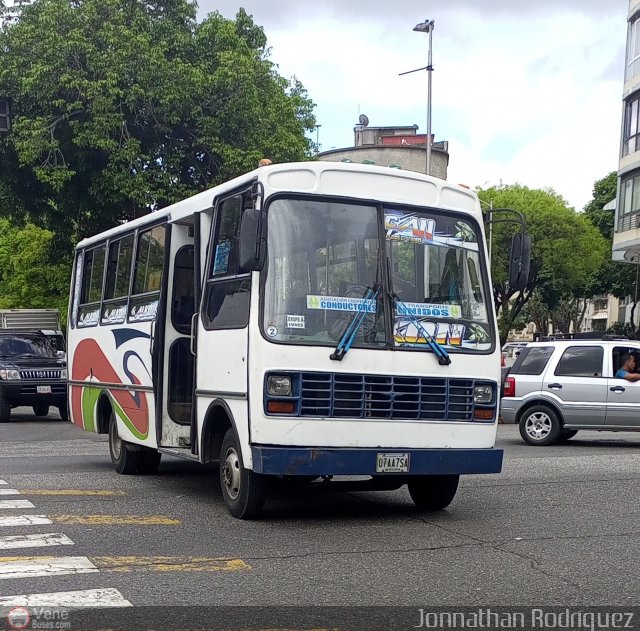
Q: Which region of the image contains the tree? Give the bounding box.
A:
[479,184,608,342]
[0,0,316,247]
[0,220,70,321]
[583,171,617,241]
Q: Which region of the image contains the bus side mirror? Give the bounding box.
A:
[238,208,266,273]
[508,233,531,291]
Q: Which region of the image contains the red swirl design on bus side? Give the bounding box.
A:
[71,338,149,434]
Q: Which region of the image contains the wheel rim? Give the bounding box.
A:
[109,418,122,459]
[222,446,241,501]
[524,411,552,441]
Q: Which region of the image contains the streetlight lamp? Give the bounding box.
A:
[400,19,435,176]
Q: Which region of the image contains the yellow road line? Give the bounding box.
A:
[91,556,251,573]
[50,515,180,525]
[20,490,127,496]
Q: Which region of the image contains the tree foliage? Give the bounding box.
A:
[0,0,316,247]
[0,220,70,320]
[479,184,608,342]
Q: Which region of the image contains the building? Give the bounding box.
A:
[317,120,449,179]
[612,0,640,263]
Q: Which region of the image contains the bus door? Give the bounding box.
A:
[157,218,197,450]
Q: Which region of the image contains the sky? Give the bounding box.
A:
[199,0,629,211]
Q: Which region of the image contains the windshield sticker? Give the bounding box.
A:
[306,295,376,313]
[394,320,465,348]
[385,212,435,244]
[395,302,461,319]
[266,325,278,337]
[286,315,306,329]
[385,211,479,251]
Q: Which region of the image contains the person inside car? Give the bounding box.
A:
[615,353,640,382]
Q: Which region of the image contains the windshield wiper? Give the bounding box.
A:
[330,284,381,361]
[386,256,451,366]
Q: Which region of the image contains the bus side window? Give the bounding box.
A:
[129,225,166,322]
[203,192,252,329]
[77,244,106,328]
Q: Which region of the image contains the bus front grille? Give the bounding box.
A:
[298,372,475,421]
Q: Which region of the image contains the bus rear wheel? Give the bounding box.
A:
[407,474,459,511]
[219,428,267,519]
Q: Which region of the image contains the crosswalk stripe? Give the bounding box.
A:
[0,588,132,608]
[0,516,52,527]
[0,534,74,550]
[20,490,126,496]
[0,556,98,579]
[0,480,7,485]
[92,556,251,573]
[0,500,34,509]
[0,489,20,495]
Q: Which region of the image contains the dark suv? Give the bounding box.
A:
[0,329,67,422]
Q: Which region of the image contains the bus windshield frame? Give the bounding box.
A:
[261,194,496,355]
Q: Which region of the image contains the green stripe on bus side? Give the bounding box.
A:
[81,387,101,432]
[80,385,149,440]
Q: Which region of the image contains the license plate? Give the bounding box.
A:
[36,386,51,394]
[376,452,410,473]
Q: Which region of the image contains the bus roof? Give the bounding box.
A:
[76,161,482,249]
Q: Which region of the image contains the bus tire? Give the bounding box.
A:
[138,450,161,474]
[108,413,141,475]
[219,427,266,519]
[407,474,459,511]
[33,404,49,418]
[0,399,10,422]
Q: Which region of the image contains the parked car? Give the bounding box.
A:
[501,338,640,445]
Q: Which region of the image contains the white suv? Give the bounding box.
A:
[501,338,640,445]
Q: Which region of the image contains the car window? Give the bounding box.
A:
[554,346,604,378]
[511,346,553,375]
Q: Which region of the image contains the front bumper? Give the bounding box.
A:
[251,446,503,476]
[0,381,67,406]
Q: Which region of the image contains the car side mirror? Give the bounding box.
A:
[238,208,266,273]
[508,233,531,291]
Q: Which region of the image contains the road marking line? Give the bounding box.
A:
[50,515,180,525]
[0,516,52,527]
[0,489,20,495]
[0,588,132,608]
[91,556,251,573]
[20,490,127,496]
[0,533,74,550]
[0,480,7,485]
[0,500,35,509]
[0,556,98,579]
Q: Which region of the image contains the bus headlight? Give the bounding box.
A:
[473,384,494,404]
[267,375,292,397]
[0,369,19,380]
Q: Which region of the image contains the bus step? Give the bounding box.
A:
[158,447,200,462]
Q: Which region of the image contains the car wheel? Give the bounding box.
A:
[0,399,10,423]
[407,474,459,511]
[33,404,49,418]
[219,428,267,519]
[519,405,561,446]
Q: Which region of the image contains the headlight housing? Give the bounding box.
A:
[61,368,68,379]
[267,375,292,397]
[473,383,494,404]
[0,369,19,380]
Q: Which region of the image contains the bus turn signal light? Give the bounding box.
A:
[473,409,494,420]
[267,401,295,414]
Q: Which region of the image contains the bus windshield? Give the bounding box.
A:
[263,198,494,353]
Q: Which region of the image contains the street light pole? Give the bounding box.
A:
[413,19,434,176]
[315,124,322,155]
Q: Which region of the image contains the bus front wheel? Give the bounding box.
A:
[108,413,159,475]
[407,474,459,511]
[219,428,267,519]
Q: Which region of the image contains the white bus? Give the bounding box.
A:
[67,161,527,519]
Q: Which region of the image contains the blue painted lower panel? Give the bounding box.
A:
[251,446,503,476]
